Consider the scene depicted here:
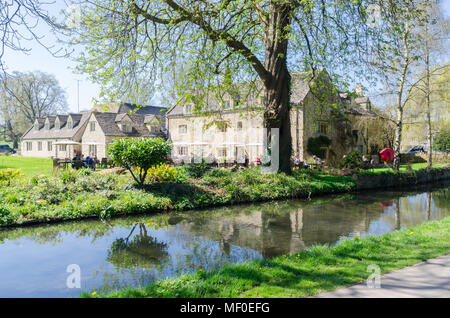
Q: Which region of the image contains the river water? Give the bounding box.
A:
[0,182,448,297]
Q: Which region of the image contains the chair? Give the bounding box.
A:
[101,158,108,169]
[52,158,60,169]
[107,159,115,168]
[72,159,83,170]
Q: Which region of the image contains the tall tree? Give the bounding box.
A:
[368,1,429,170]
[1,71,68,128]
[417,1,449,171]
[65,0,404,174]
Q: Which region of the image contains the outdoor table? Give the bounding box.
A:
[58,160,71,169]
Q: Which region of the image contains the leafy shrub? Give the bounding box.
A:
[0,207,14,226]
[78,168,92,176]
[147,164,186,183]
[0,169,23,186]
[434,130,450,153]
[338,151,363,169]
[59,169,78,184]
[108,137,172,186]
[183,161,211,178]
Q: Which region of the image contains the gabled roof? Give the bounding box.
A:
[166,69,331,117]
[22,112,91,140]
[92,112,163,137]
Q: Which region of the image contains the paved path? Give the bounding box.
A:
[315,254,450,298]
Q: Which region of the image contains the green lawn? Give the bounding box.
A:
[86,217,450,298]
[363,162,447,175]
[0,156,53,177]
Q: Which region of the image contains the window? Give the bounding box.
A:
[237,121,243,131]
[218,148,227,157]
[90,121,96,131]
[352,130,359,142]
[45,122,49,130]
[34,123,39,131]
[26,142,32,151]
[150,125,160,133]
[121,123,132,133]
[224,100,231,110]
[55,121,60,130]
[89,145,97,156]
[179,125,187,134]
[59,145,67,151]
[47,141,52,151]
[38,142,42,151]
[178,146,188,156]
[315,122,328,135]
[67,121,73,129]
[184,104,192,114]
[217,122,228,132]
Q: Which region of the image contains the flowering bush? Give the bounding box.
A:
[147,164,186,183]
[0,169,23,186]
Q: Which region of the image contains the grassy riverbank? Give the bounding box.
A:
[0,163,448,227]
[84,217,450,298]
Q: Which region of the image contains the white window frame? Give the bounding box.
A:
[179,125,187,134]
[178,146,188,156]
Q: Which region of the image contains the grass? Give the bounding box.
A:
[84,217,450,298]
[361,162,447,175]
[0,156,52,177]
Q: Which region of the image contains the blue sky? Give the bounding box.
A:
[2,1,450,113]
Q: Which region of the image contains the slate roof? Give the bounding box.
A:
[22,102,168,141]
[166,70,325,117]
[93,112,164,137]
[22,112,91,140]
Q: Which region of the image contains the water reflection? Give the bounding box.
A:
[0,182,448,297]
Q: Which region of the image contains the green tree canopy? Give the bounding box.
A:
[64,0,419,173]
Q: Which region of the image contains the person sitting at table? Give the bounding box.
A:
[294,156,300,170]
[80,154,88,168]
[313,155,321,165]
[72,153,80,161]
[86,153,97,170]
[72,153,82,170]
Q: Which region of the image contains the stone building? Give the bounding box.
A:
[21,102,167,159]
[166,69,374,165]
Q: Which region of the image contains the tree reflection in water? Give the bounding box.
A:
[107,223,169,269]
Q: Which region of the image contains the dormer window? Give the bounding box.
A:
[149,125,160,133]
[67,120,73,129]
[184,104,193,114]
[45,122,50,130]
[224,100,231,110]
[121,123,132,133]
[55,120,60,130]
[34,122,39,130]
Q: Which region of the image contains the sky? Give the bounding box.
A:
[2,1,450,114]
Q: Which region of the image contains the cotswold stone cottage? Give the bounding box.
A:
[166,69,376,165]
[21,103,167,159]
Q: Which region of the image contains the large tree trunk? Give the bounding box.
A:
[262,2,293,174]
[393,21,410,171]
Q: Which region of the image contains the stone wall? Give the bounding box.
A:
[400,153,450,163]
[353,167,450,191]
